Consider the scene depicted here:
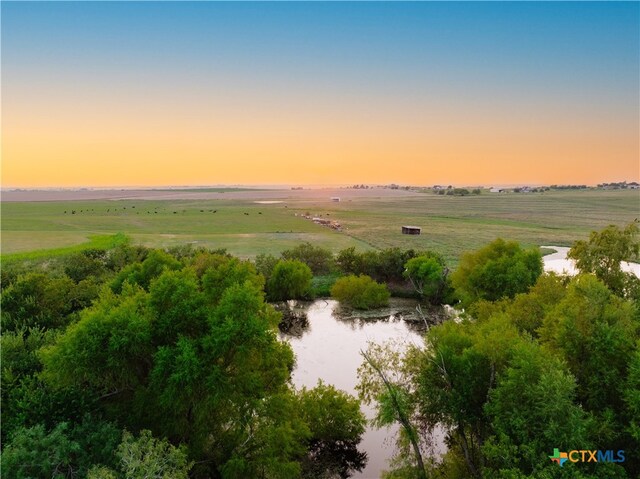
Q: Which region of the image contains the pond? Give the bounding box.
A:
[542,246,640,277]
[279,298,444,478]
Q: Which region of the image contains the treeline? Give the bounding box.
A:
[255,243,454,308]
[358,222,640,479]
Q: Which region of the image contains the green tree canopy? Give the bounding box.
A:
[266,259,313,302]
[568,222,640,298]
[451,238,543,306]
[87,430,192,479]
[297,381,367,477]
[281,242,335,275]
[1,418,121,479]
[403,252,450,304]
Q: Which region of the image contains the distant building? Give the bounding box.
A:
[490,188,505,193]
[402,226,421,235]
[331,197,341,202]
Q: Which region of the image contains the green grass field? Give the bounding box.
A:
[2,189,638,264]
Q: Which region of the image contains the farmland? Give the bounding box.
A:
[2,188,638,264]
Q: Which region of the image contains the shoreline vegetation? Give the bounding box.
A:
[2,220,639,477]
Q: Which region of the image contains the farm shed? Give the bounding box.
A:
[402,226,421,235]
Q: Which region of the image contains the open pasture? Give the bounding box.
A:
[2,188,638,264]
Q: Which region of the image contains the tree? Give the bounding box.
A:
[416,314,527,479]
[482,342,590,476]
[404,253,450,304]
[40,284,153,396]
[148,268,208,344]
[1,273,77,332]
[62,252,107,283]
[358,343,427,479]
[254,253,279,282]
[282,242,335,275]
[568,222,640,298]
[87,430,193,479]
[297,381,367,478]
[110,250,181,293]
[451,238,543,306]
[266,260,313,301]
[201,256,264,304]
[1,418,121,479]
[540,274,637,413]
[336,247,361,275]
[331,275,390,310]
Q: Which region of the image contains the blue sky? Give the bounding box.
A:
[2,1,638,186]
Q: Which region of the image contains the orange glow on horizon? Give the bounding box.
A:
[3,78,638,188]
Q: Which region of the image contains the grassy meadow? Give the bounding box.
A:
[2,189,638,265]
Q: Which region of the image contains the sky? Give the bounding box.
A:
[2,1,638,188]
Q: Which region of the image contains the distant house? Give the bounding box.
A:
[489,188,505,193]
[402,226,421,235]
[331,197,341,202]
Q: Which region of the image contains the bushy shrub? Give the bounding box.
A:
[266,260,313,301]
[330,275,390,310]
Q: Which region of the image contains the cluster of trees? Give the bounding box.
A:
[2,243,367,478]
[358,223,640,478]
[3,222,638,478]
[256,243,454,307]
[434,188,481,196]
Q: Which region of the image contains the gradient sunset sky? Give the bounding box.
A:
[2,2,638,187]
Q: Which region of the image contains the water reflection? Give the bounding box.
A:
[280,299,432,478]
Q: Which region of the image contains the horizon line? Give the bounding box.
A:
[3,180,639,191]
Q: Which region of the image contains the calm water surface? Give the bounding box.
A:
[542,246,640,277]
[280,298,432,478]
